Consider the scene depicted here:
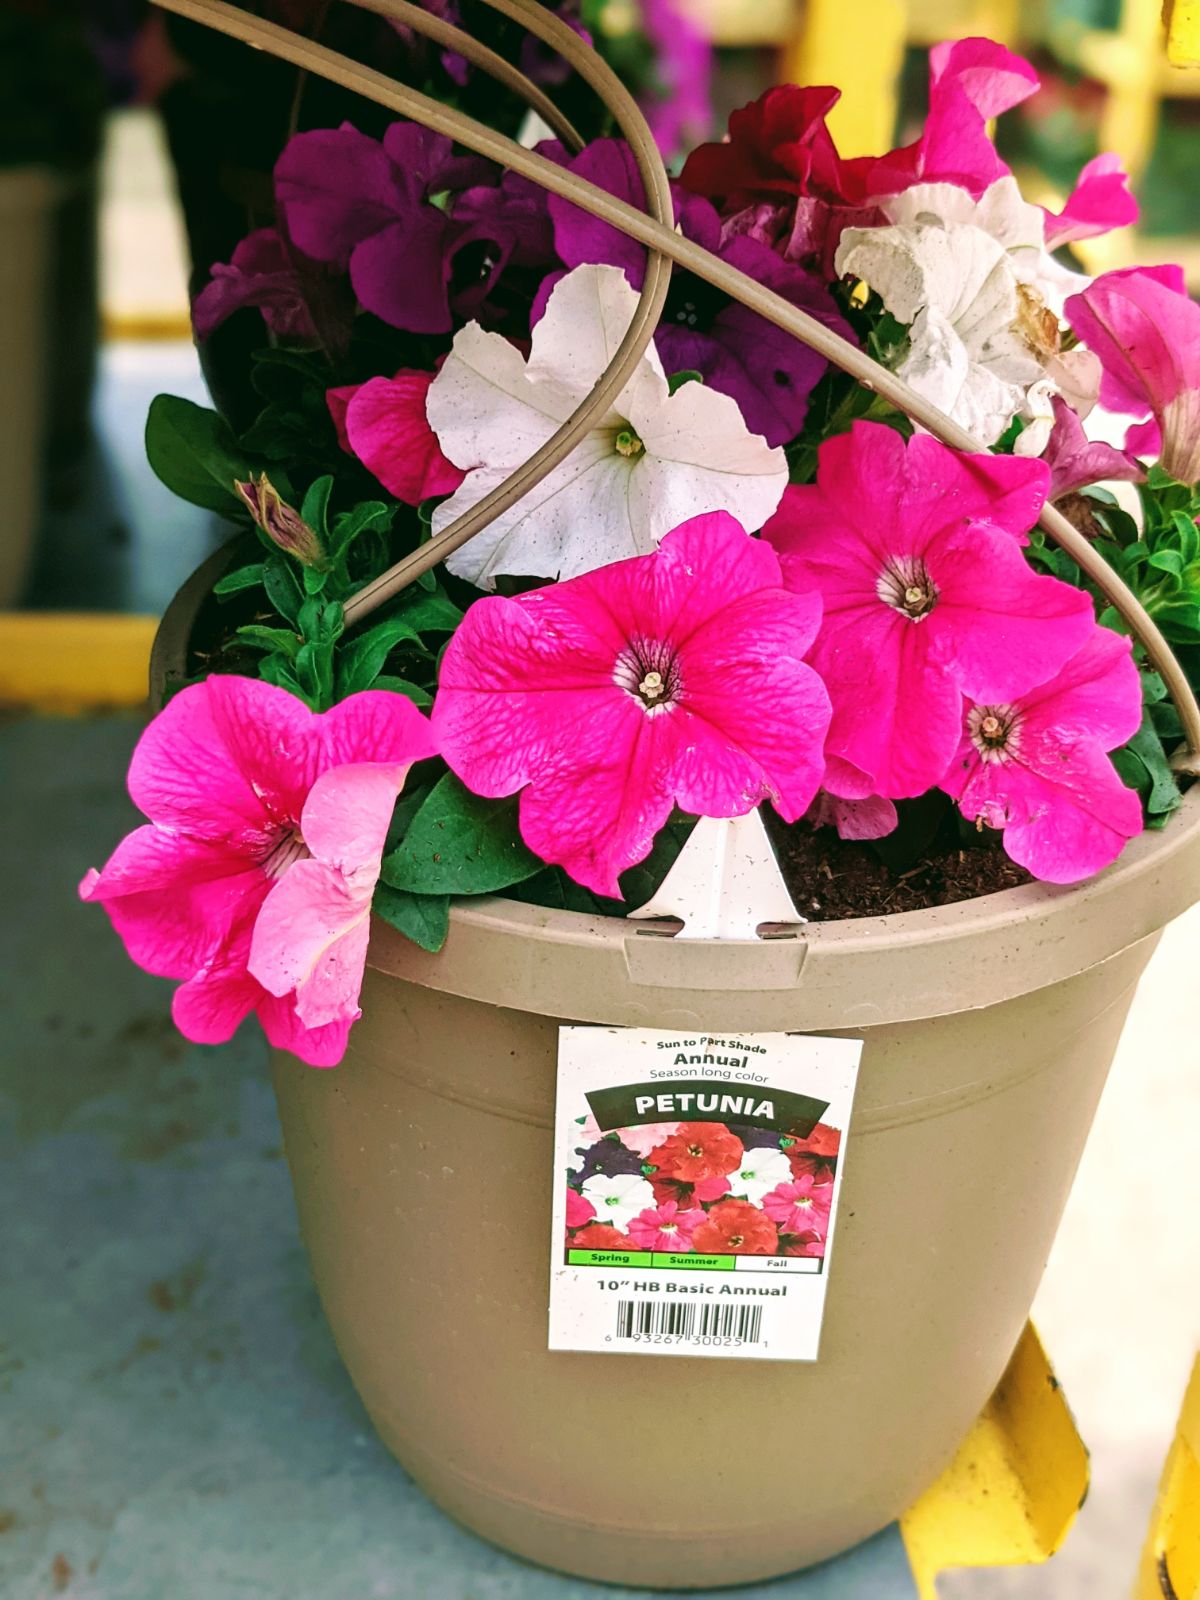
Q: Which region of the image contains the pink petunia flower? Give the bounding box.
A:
[805,755,898,839]
[1039,396,1144,500]
[618,1121,681,1159]
[627,1201,706,1252]
[80,677,436,1066]
[940,626,1144,882]
[327,368,465,505]
[1066,266,1200,485]
[763,422,1096,799]
[431,513,832,897]
[566,1187,597,1231]
[762,1175,833,1239]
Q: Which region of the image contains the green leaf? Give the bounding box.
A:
[213,562,266,596]
[263,555,303,625]
[335,593,461,697]
[301,474,334,543]
[381,774,543,895]
[372,883,450,952]
[667,369,703,394]
[372,675,433,706]
[145,394,250,510]
[236,623,300,659]
[330,500,394,551]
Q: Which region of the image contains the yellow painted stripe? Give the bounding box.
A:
[101,310,195,344]
[1138,1356,1200,1600]
[0,613,158,713]
[900,1325,1089,1600]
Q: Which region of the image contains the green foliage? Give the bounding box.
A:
[145,396,251,511]
[508,814,698,917]
[381,774,543,895]
[371,883,451,953]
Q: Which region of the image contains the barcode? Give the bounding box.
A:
[615,1299,764,1344]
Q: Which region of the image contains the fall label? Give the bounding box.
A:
[548,1026,862,1361]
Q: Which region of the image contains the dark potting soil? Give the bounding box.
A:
[764,799,1032,921]
[769,825,1031,921]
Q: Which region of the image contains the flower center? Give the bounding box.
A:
[877,554,939,621]
[614,425,644,459]
[613,638,682,715]
[260,825,309,879]
[968,704,1021,764]
[687,1142,704,1157]
[1015,284,1061,362]
[661,1223,678,1236]
[728,1233,744,1247]
[605,1196,621,1208]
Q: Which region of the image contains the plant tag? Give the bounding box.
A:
[549,1026,861,1361]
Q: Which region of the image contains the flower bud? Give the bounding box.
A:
[235,473,324,567]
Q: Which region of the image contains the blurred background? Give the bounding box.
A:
[1,2,1198,1596]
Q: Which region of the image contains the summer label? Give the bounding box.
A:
[549,1026,862,1361]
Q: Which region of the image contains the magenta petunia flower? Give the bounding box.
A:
[191,227,318,343]
[761,1175,832,1239]
[940,626,1144,882]
[1042,153,1138,249]
[431,513,831,896]
[566,1187,596,1231]
[80,678,436,1066]
[764,422,1096,799]
[1066,266,1200,485]
[627,1201,706,1252]
[330,368,465,505]
[865,38,1038,201]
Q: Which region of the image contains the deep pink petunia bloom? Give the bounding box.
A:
[1042,153,1138,249]
[566,1187,597,1231]
[1039,396,1144,500]
[1066,266,1200,484]
[80,678,436,1066]
[331,368,465,504]
[940,626,1144,882]
[864,39,1038,201]
[761,1175,832,1239]
[764,422,1094,798]
[627,1201,706,1252]
[431,513,831,896]
[191,227,318,343]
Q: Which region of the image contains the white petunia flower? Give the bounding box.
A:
[725,1145,794,1204]
[426,263,789,590]
[876,177,1088,313]
[580,1172,657,1232]
[836,219,1051,447]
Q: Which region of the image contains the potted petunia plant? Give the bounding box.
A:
[84,1,1200,1588]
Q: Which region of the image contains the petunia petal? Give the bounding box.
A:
[80,826,266,980]
[248,858,371,1024]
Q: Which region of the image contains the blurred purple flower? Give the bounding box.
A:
[191,227,318,343]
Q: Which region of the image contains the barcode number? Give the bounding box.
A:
[615,1299,763,1345]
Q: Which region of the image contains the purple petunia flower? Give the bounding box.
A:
[273,121,555,334]
[536,138,855,447]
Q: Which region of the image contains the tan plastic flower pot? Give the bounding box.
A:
[153,563,1200,1588]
